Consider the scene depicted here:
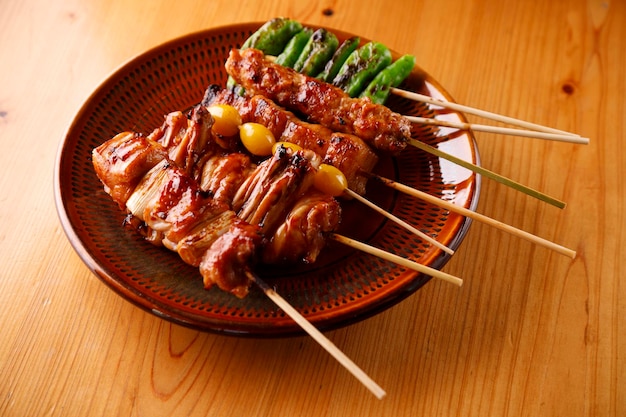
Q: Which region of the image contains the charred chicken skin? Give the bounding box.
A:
[146,105,255,203]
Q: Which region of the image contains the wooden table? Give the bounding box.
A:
[1,0,623,415]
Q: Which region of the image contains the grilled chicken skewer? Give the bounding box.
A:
[93,131,264,297]
[93,128,389,397]
[225,48,412,154]
[226,47,579,209]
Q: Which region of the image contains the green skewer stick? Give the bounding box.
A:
[409,139,566,209]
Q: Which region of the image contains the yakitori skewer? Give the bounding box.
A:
[404,115,589,145]
[391,87,582,138]
[368,174,576,259]
[247,270,387,399]
[225,48,575,209]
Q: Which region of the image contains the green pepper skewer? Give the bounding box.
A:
[360,54,416,104]
[318,37,360,82]
[293,28,339,77]
[332,42,392,97]
[275,29,312,68]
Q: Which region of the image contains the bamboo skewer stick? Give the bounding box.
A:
[246,223,466,398]
[391,87,580,137]
[344,188,454,255]
[408,139,567,209]
[329,233,464,286]
[247,271,387,399]
[404,115,589,145]
[369,174,576,259]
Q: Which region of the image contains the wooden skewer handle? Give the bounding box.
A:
[405,116,590,145]
[373,175,576,259]
[329,233,463,286]
[408,139,567,209]
[391,87,580,137]
[249,273,387,399]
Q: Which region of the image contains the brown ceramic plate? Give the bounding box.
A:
[54,22,480,337]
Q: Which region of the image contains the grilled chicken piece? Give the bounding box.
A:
[199,221,262,298]
[124,160,231,251]
[146,104,255,205]
[225,48,411,154]
[199,153,256,203]
[262,190,341,264]
[233,146,321,235]
[146,105,216,176]
[202,86,378,195]
[174,209,240,266]
[92,131,168,207]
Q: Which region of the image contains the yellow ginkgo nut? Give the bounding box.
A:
[239,122,276,156]
[206,104,242,137]
[314,164,348,197]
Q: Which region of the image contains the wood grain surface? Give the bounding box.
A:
[0,0,623,416]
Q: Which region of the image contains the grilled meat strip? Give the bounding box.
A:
[224,48,411,154]
[202,85,378,195]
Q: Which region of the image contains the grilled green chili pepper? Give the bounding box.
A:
[360,54,416,104]
[292,28,339,76]
[275,29,312,68]
[317,36,360,82]
[332,41,392,97]
[241,17,303,55]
